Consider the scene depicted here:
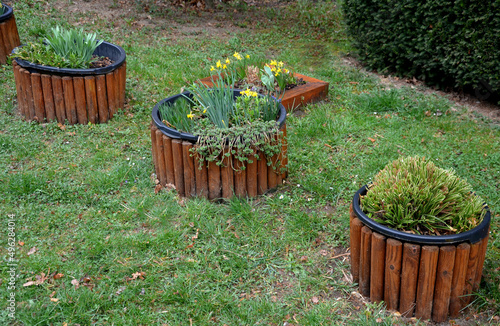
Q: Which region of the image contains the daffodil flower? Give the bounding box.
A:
[245,54,250,59]
[223,64,227,69]
[203,109,207,114]
[210,66,215,71]
[225,58,231,64]
[187,112,195,119]
[270,60,278,66]
[216,60,222,68]
[233,52,242,60]
[222,119,225,126]
[278,61,284,67]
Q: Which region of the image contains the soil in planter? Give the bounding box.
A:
[232,77,306,96]
[89,55,114,69]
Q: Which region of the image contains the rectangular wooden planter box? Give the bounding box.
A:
[349,204,489,323]
[150,122,287,199]
[198,73,329,111]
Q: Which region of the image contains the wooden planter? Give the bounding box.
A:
[0,4,20,65]
[12,41,126,124]
[150,91,288,199]
[198,73,329,111]
[349,185,491,322]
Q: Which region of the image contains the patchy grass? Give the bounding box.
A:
[0,0,499,325]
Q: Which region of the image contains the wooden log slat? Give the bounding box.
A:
[62,77,77,124]
[462,241,481,306]
[221,149,234,199]
[194,152,208,199]
[150,123,159,177]
[473,234,489,292]
[349,216,363,284]
[112,67,121,112]
[162,135,175,185]
[359,226,372,297]
[73,77,88,125]
[384,238,403,311]
[182,141,196,198]
[257,151,268,195]
[432,245,457,323]
[118,62,126,109]
[415,246,439,320]
[0,24,6,65]
[51,76,66,123]
[399,243,421,317]
[31,73,45,121]
[449,243,471,318]
[155,130,167,185]
[267,155,278,190]
[40,75,56,121]
[84,76,98,124]
[22,69,36,121]
[280,125,288,180]
[246,149,258,197]
[13,62,26,116]
[96,75,109,123]
[171,139,185,197]
[0,22,10,64]
[2,17,16,52]
[370,232,386,303]
[234,156,247,197]
[207,160,221,200]
[106,71,117,118]
[8,15,21,50]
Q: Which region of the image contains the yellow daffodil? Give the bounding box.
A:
[278,61,284,67]
[210,66,215,71]
[225,58,231,64]
[245,54,250,59]
[187,112,195,119]
[222,119,225,126]
[223,64,227,69]
[284,68,289,74]
[270,60,277,66]
[233,52,242,60]
[203,109,207,114]
[216,60,222,68]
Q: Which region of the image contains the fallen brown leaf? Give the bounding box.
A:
[53,273,64,280]
[27,247,38,256]
[50,298,59,303]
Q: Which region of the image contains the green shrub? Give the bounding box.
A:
[343,0,500,101]
[361,156,486,235]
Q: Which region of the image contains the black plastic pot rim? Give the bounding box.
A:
[352,184,491,245]
[13,41,126,76]
[0,4,13,22]
[151,89,287,143]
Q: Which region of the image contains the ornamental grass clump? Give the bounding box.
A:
[360,156,486,236]
[0,3,6,15]
[12,26,103,69]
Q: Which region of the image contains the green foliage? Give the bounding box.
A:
[0,3,5,15]
[12,26,103,69]
[361,156,486,235]
[343,0,500,100]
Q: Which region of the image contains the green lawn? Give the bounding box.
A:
[1,1,499,325]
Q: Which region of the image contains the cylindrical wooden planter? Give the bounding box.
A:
[151,90,288,199]
[349,185,491,322]
[0,4,20,65]
[12,41,126,124]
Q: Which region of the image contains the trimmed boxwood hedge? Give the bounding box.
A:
[343,0,500,100]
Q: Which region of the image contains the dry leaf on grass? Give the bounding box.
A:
[27,247,38,256]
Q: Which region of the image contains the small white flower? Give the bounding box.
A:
[307,198,312,202]
[297,184,301,187]
[279,195,284,199]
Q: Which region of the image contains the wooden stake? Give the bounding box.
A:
[221,148,234,199]
[384,238,403,311]
[349,217,363,284]
[207,160,221,200]
[31,73,45,122]
[473,234,489,292]
[182,141,196,197]
[432,245,457,322]
[370,232,386,303]
[118,62,126,109]
[73,77,88,125]
[449,243,471,318]
[462,241,481,306]
[193,151,208,199]
[150,123,159,177]
[257,151,268,195]
[246,149,258,197]
[40,75,56,121]
[51,76,66,123]
[171,139,185,197]
[399,243,421,317]
[96,75,109,123]
[8,15,20,50]
[267,155,278,190]
[155,130,167,185]
[13,62,26,117]
[84,76,98,124]
[359,226,372,297]
[106,71,117,118]
[234,156,247,197]
[113,67,121,112]
[0,25,6,65]
[0,22,10,64]
[162,135,175,185]
[415,245,439,320]
[62,77,77,124]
